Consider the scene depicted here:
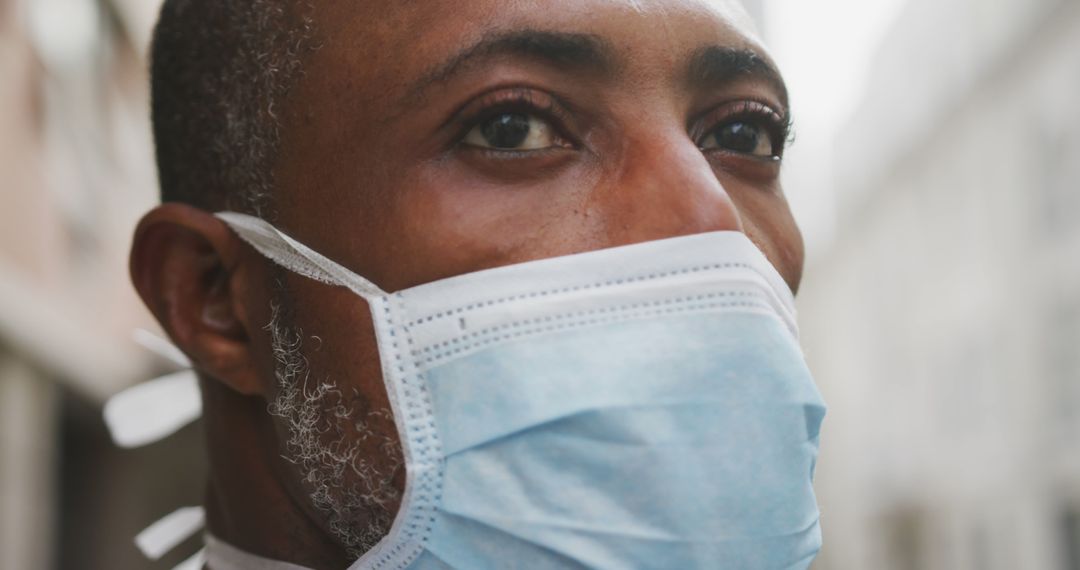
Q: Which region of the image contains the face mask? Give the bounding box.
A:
[210,212,826,570]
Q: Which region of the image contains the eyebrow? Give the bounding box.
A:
[407,30,616,101]
[686,46,789,112]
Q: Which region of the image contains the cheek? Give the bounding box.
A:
[727,184,804,292]
[297,283,386,403]
[388,160,605,287]
[274,277,406,495]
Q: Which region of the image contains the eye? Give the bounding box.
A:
[464,112,560,151]
[694,100,791,161]
[700,120,777,158]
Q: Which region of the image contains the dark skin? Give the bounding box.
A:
[130,1,804,567]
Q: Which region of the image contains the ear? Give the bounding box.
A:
[130,203,268,396]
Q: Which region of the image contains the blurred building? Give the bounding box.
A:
[799,0,1080,568]
[0,0,205,569]
[740,0,766,34]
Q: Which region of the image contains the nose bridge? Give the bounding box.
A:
[598,124,743,244]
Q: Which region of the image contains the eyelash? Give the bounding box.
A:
[695,100,794,158]
[455,88,576,150]
[455,89,793,158]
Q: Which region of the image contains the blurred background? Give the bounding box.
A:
[0,0,1077,568]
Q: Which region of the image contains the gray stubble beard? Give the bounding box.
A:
[264,297,404,558]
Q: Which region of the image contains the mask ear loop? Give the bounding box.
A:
[216,212,417,567]
[215,212,389,302]
[106,214,388,568]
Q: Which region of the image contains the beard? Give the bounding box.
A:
[264,290,404,558]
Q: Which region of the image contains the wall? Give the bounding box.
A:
[801,1,1080,568]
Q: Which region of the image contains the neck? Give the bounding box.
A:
[200,377,350,569]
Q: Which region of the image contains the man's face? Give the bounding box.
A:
[245,0,802,557]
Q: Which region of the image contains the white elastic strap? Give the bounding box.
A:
[174,548,207,570]
[136,506,206,560]
[104,369,202,448]
[215,212,387,302]
[133,328,192,368]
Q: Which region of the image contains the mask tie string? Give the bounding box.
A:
[214,212,388,302]
[104,329,205,566]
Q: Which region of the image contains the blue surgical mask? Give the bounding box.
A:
[211,212,827,570]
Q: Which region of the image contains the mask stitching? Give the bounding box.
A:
[370,295,446,570]
[413,290,763,356]
[420,298,777,370]
[404,262,762,327]
[370,298,428,569]
[401,296,445,549]
[369,299,401,568]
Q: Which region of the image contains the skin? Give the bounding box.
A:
[130,0,804,567]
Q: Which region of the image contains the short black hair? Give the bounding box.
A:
[150,0,316,217]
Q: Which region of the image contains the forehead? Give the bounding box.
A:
[319,0,760,35]
[306,0,769,92]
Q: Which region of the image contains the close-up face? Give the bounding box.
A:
[273,0,801,292]
[191,0,805,563]
[16,0,1070,565]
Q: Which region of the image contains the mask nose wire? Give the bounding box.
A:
[214,212,388,302]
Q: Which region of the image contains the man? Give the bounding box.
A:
[129,0,821,568]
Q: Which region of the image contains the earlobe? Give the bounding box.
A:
[130,204,268,396]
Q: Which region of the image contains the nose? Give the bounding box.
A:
[591,124,744,246]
